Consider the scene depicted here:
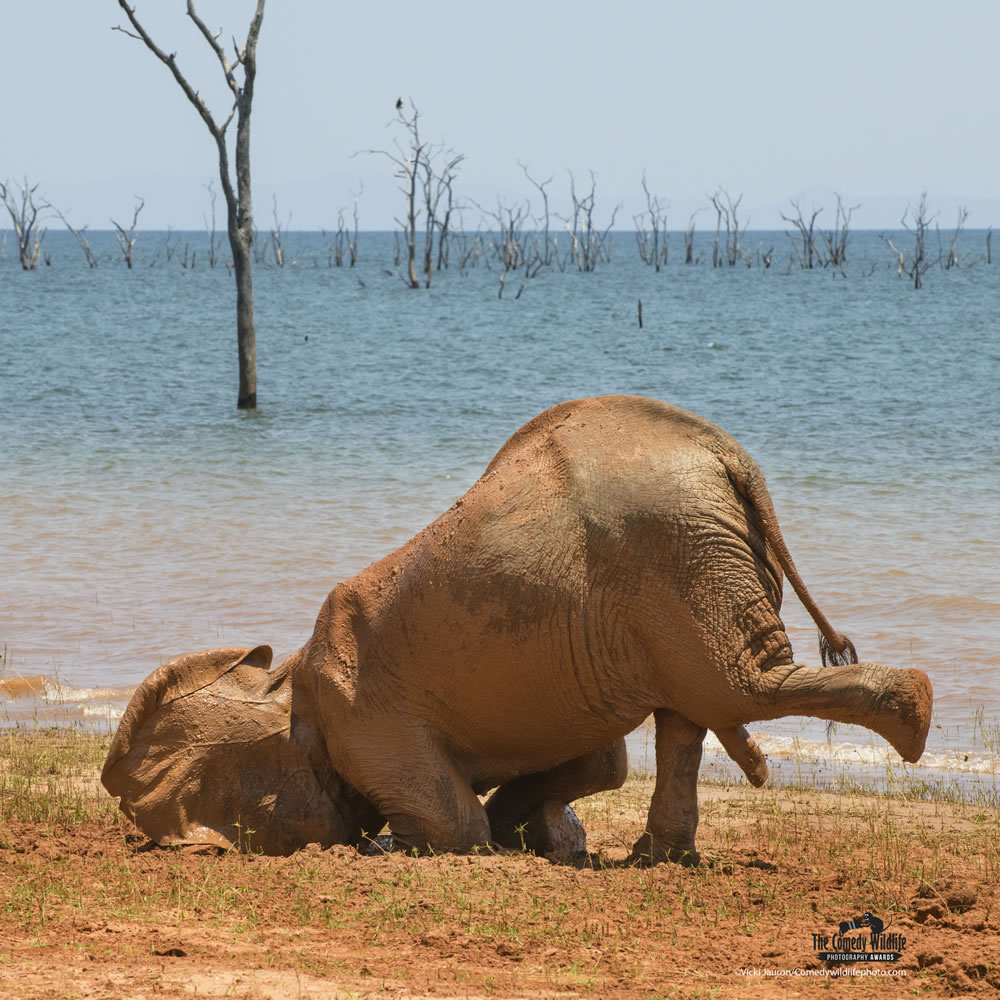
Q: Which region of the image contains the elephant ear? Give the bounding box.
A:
[102,646,348,854]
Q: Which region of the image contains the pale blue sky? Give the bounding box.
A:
[4,0,998,229]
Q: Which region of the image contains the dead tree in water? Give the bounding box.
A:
[941,205,968,269]
[474,196,546,297]
[684,211,699,264]
[203,180,219,267]
[781,199,822,269]
[0,178,47,270]
[425,151,461,278]
[49,204,99,267]
[520,162,554,265]
[822,193,858,270]
[365,101,463,288]
[111,196,144,268]
[270,194,287,267]
[709,187,745,266]
[115,0,266,409]
[901,192,937,289]
[390,104,424,288]
[881,192,938,289]
[563,171,619,272]
[475,197,530,273]
[329,211,347,267]
[634,173,668,271]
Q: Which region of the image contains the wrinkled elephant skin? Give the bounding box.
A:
[103,395,932,862]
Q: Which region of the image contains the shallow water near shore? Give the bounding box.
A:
[2,229,998,793]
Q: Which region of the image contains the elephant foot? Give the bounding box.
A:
[492,800,588,863]
[714,725,768,786]
[627,831,701,867]
[877,668,933,763]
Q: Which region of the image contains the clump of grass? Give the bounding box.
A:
[974,705,1000,754]
[0,726,115,825]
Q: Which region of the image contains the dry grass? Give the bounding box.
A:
[0,726,115,825]
[0,730,998,997]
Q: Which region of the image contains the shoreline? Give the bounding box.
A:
[4,678,999,806]
[0,729,997,998]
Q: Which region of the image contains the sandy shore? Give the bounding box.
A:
[0,730,997,998]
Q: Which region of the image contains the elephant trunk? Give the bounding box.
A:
[747,661,932,764]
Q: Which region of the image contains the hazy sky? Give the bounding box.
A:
[4,0,998,229]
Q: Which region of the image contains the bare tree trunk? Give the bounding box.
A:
[111,196,144,268]
[902,192,937,290]
[270,194,285,268]
[115,0,265,409]
[943,205,968,269]
[709,187,745,266]
[684,212,698,264]
[781,199,822,269]
[520,163,553,265]
[562,171,618,273]
[881,192,938,290]
[822,193,858,268]
[203,180,219,268]
[635,174,667,271]
[0,178,47,270]
[233,245,255,405]
[350,197,359,266]
[404,150,420,288]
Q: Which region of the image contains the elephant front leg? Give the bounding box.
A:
[629,709,705,866]
[334,723,491,855]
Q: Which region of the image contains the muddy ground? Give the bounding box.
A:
[1,763,998,999]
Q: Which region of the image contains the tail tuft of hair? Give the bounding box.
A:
[820,631,858,667]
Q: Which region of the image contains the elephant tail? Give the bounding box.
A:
[721,451,858,667]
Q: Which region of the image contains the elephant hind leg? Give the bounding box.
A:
[714,725,768,786]
[744,661,932,763]
[629,709,705,866]
[486,739,627,858]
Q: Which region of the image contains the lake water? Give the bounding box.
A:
[2,228,998,794]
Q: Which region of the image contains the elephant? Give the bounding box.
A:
[102,395,932,864]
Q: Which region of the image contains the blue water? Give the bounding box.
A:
[2,229,998,781]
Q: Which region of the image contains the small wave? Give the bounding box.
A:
[82,704,125,721]
[40,680,134,706]
[703,730,1000,776]
[0,675,46,699]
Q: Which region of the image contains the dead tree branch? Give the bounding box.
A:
[48,203,98,267]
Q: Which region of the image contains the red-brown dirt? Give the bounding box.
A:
[1,776,997,999]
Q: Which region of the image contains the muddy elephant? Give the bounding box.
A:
[103,395,932,863]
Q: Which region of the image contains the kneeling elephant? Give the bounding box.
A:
[103,395,932,863]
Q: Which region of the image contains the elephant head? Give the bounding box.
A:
[101,645,378,854]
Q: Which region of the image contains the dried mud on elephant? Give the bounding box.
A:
[103,395,931,867]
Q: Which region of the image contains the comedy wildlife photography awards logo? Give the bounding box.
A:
[813,911,907,963]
